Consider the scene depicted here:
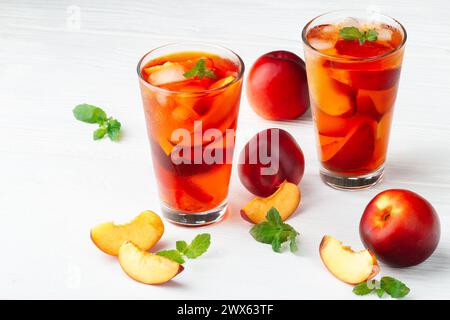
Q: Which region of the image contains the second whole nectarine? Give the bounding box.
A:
[238,128,305,197]
[246,50,310,120]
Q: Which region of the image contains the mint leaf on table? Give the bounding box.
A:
[176,240,188,253]
[73,103,121,141]
[353,281,377,296]
[289,233,298,252]
[73,104,107,124]
[352,277,409,299]
[250,222,282,244]
[93,127,107,140]
[380,276,410,298]
[106,118,121,141]
[183,59,216,79]
[250,207,299,253]
[184,233,211,259]
[271,234,282,253]
[376,288,385,298]
[266,207,283,225]
[156,250,185,264]
[339,26,378,45]
[156,233,211,264]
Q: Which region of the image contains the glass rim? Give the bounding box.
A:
[301,10,407,62]
[137,42,245,94]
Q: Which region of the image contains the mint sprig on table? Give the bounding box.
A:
[183,59,216,79]
[156,233,211,264]
[353,276,410,299]
[73,104,121,141]
[250,207,299,253]
[339,26,378,45]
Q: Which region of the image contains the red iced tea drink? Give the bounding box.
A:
[302,12,406,189]
[138,44,244,225]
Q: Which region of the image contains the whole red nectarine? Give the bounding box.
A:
[238,128,304,197]
[360,189,440,267]
[246,50,309,120]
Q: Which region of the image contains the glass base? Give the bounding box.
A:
[161,199,228,226]
[320,166,384,190]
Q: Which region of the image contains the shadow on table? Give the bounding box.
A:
[383,143,441,184]
[385,250,450,282]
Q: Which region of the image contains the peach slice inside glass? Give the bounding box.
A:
[324,122,376,172]
[208,76,235,90]
[358,87,398,115]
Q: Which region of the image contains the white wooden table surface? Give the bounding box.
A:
[1,0,449,299]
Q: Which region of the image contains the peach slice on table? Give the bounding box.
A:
[319,235,379,285]
[118,241,183,285]
[241,181,301,224]
[91,210,164,256]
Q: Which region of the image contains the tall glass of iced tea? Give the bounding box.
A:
[137,43,244,225]
[302,11,406,189]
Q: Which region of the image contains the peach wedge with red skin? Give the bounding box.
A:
[118,241,184,285]
[241,181,301,224]
[319,235,379,285]
[91,210,164,256]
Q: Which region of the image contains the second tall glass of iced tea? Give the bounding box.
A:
[138,43,244,225]
[302,11,406,189]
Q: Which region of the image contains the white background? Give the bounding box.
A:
[1,0,449,299]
